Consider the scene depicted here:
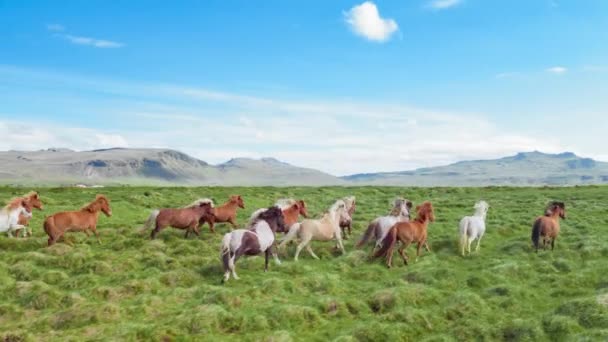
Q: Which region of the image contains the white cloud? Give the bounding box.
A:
[428,0,463,10]
[344,1,398,42]
[62,34,124,48]
[46,24,65,32]
[546,66,567,74]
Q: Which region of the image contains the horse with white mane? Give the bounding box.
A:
[459,200,490,256]
[0,197,33,237]
[279,199,349,261]
[356,198,413,253]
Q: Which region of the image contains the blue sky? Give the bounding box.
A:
[1,0,607,175]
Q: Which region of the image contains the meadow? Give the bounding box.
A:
[1,186,607,341]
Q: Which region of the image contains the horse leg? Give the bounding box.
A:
[416,241,425,262]
[398,242,410,265]
[231,250,243,280]
[348,222,353,237]
[305,245,320,260]
[264,249,270,272]
[341,226,348,240]
[424,242,431,253]
[467,238,473,255]
[294,237,311,262]
[228,217,237,230]
[272,244,282,265]
[151,222,164,240]
[551,237,556,251]
[475,235,483,252]
[208,219,216,234]
[90,226,102,244]
[337,236,345,254]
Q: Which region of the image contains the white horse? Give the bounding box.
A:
[279,199,348,261]
[0,199,33,237]
[141,198,214,231]
[356,198,412,253]
[459,200,489,256]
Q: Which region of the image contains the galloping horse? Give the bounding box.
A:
[339,196,356,239]
[374,202,435,268]
[149,199,215,239]
[0,197,33,237]
[275,199,308,230]
[221,206,286,282]
[43,195,112,246]
[531,201,566,252]
[143,198,216,233]
[458,200,489,256]
[279,199,349,261]
[201,195,245,232]
[356,198,412,254]
[16,191,44,237]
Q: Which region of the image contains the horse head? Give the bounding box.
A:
[27,192,43,210]
[297,200,309,218]
[474,200,489,215]
[231,195,245,209]
[20,199,33,217]
[416,202,435,223]
[545,201,566,219]
[258,206,286,233]
[197,201,216,220]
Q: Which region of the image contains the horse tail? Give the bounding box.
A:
[356,221,376,248]
[531,218,542,252]
[279,223,301,248]
[373,224,397,259]
[142,209,160,231]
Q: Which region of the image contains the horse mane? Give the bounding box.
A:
[24,191,39,199]
[249,206,282,228]
[249,208,270,221]
[414,202,433,222]
[275,198,296,210]
[3,197,25,211]
[545,201,565,216]
[343,196,356,211]
[329,199,346,215]
[185,198,214,208]
[390,198,411,216]
[81,195,109,212]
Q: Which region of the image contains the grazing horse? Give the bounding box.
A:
[374,202,435,268]
[201,195,245,232]
[16,191,44,237]
[356,198,413,253]
[0,198,33,237]
[279,199,349,261]
[150,199,215,239]
[142,198,215,233]
[221,206,286,282]
[43,195,112,246]
[459,200,490,256]
[339,196,356,239]
[532,201,566,252]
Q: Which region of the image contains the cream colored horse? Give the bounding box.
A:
[279,199,348,261]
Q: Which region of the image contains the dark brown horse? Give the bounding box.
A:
[201,195,245,232]
[374,202,435,268]
[532,201,566,252]
[43,195,112,246]
[221,206,286,282]
[150,199,215,239]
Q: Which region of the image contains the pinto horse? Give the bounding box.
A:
[221,206,286,282]
[150,199,215,239]
[0,197,33,237]
[532,201,566,252]
[459,200,489,256]
[16,191,44,237]
[374,202,435,268]
[201,195,245,232]
[356,198,412,253]
[339,196,356,239]
[43,195,112,246]
[279,199,349,261]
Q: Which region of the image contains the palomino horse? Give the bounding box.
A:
[201,195,245,232]
[532,201,566,252]
[43,195,112,246]
[142,198,216,233]
[374,202,435,268]
[279,199,349,261]
[356,198,413,253]
[0,197,33,237]
[339,196,356,239]
[221,206,286,282]
[150,199,215,239]
[459,200,489,256]
[16,191,44,237]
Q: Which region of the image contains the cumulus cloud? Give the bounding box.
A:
[344,1,398,42]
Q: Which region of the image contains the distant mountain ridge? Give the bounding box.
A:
[0,148,606,186]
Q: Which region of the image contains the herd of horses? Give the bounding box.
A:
[0,191,566,282]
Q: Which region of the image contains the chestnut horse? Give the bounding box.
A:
[16,191,44,237]
[356,198,412,253]
[150,199,215,239]
[339,196,356,239]
[142,198,215,233]
[201,195,245,232]
[0,197,33,237]
[221,206,286,282]
[531,201,566,252]
[43,195,112,246]
[374,202,435,268]
[247,199,308,231]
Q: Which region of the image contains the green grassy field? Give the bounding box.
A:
[1,186,607,341]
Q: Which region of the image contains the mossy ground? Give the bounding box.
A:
[1,186,607,341]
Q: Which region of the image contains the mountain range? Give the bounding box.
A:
[0,148,606,186]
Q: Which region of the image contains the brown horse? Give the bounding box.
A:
[150,199,215,239]
[374,202,435,268]
[43,195,112,246]
[275,199,309,229]
[339,196,356,239]
[532,201,566,252]
[16,191,44,237]
[200,195,245,232]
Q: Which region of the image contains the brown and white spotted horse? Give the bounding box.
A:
[221,206,286,282]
